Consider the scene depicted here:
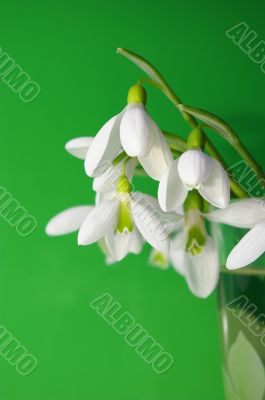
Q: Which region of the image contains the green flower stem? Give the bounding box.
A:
[162,131,187,152]
[117,48,252,198]
[230,137,265,188]
[112,151,128,166]
[155,83,247,197]
[220,267,265,277]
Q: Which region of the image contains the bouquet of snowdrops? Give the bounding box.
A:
[46,48,265,298]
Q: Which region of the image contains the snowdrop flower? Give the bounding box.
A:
[77,176,173,256]
[169,207,219,298]
[65,136,137,193]
[45,196,143,263]
[206,198,265,269]
[84,84,173,181]
[46,175,176,262]
[158,148,230,211]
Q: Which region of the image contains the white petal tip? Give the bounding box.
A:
[45,223,54,236]
[84,161,94,177]
[77,238,85,246]
[225,259,242,270]
[65,137,93,160]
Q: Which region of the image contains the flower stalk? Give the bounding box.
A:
[118,47,262,197]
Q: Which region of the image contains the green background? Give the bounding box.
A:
[0,0,264,398]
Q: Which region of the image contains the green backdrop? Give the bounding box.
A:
[0,0,264,398]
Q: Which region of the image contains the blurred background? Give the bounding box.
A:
[0,0,264,398]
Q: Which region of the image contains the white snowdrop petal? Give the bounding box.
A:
[93,158,137,193]
[120,103,153,157]
[169,233,187,276]
[185,236,219,298]
[226,219,265,269]
[130,192,170,254]
[85,114,122,177]
[138,120,173,180]
[135,193,182,233]
[78,199,119,245]
[93,164,121,193]
[129,229,144,254]
[205,198,265,228]
[199,158,230,208]
[95,191,116,205]
[105,230,132,262]
[158,159,188,211]
[178,149,211,187]
[46,206,92,236]
[98,237,113,262]
[65,137,94,160]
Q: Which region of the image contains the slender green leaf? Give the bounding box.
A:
[179,104,236,143]
[117,47,165,85]
[117,48,180,106]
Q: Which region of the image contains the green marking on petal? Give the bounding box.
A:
[186,225,206,256]
[149,249,169,269]
[115,200,134,233]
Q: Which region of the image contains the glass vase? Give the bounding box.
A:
[214,224,265,400]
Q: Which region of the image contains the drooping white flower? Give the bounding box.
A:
[84,85,173,181]
[158,149,230,210]
[45,200,144,263]
[169,208,219,298]
[77,190,172,255]
[206,198,265,269]
[46,176,178,262]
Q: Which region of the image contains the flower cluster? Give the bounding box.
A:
[46,81,265,298]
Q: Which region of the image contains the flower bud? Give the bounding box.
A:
[178,149,210,188]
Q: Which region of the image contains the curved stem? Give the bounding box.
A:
[220,267,265,277]
[231,136,265,187]
[117,49,255,198]
[148,80,248,197]
[163,131,187,152]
